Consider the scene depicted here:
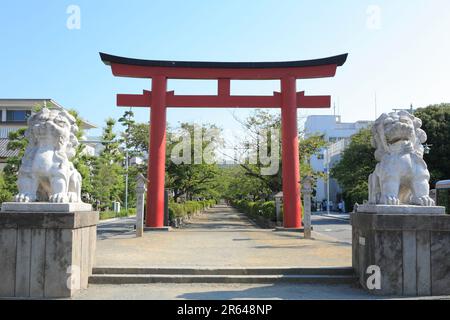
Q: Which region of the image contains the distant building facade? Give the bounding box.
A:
[0,99,97,170]
[304,115,372,210]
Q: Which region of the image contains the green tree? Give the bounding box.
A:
[166,123,222,201]
[331,127,377,207]
[66,108,96,198]
[3,128,28,196]
[118,110,149,208]
[228,110,326,201]
[0,172,13,203]
[91,118,124,209]
[414,103,450,185]
[127,122,150,154]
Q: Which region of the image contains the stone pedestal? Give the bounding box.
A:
[0,203,98,298]
[351,204,450,296]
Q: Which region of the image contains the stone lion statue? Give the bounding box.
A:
[368,110,434,206]
[15,108,82,203]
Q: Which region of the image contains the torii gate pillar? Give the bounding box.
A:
[281,76,301,228]
[148,75,167,228]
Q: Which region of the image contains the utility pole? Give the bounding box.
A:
[326,148,330,215]
[124,107,132,213]
[125,149,129,212]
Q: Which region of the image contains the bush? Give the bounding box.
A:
[231,199,276,221]
[99,208,136,220]
[168,199,216,221]
[261,201,276,220]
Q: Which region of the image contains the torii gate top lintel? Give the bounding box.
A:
[100,52,347,80]
[100,52,348,74]
[100,52,347,230]
[100,52,348,109]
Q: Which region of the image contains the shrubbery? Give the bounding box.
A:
[99,199,216,222]
[168,199,216,220]
[99,208,137,220]
[230,199,277,221]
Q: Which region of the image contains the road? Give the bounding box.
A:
[311,213,351,244]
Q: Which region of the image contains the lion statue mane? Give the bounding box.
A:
[15,107,83,203]
[368,110,435,206]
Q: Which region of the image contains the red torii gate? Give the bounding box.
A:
[100,52,347,230]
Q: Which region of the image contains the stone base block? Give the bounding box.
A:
[351,207,450,296]
[1,202,92,213]
[0,210,98,298]
[355,204,445,215]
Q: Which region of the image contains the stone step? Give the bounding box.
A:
[92,266,354,276]
[89,274,357,285]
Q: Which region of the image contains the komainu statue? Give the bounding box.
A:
[369,110,435,206]
[15,108,82,203]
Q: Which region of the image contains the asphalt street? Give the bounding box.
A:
[311,213,351,244]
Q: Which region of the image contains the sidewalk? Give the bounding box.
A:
[314,211,350,221]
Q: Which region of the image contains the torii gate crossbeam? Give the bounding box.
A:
[100,52,347,230]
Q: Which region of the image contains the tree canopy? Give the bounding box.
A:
[414,103,450,185]
[221,110,326,201]
[331,127,376,207]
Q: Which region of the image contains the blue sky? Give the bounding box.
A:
[1,0,450,145]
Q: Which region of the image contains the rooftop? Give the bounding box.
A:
[0,99,97,130]
[0,138,19,158]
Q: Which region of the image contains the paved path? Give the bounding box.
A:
[94,205,351,268]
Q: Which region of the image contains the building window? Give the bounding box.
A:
[6,110,31,122]
[328,137,337,143]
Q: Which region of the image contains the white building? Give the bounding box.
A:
[0,99,97,170]
[304,115,372,210]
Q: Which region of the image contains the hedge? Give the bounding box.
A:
[168,199,216,220]
[99,208,137,220]
[230,199,277,221]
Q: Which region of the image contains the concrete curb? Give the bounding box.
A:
[92,266,355,276]
[89,274,358,285]
[99,215,137,224]
[314,213,350,222]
